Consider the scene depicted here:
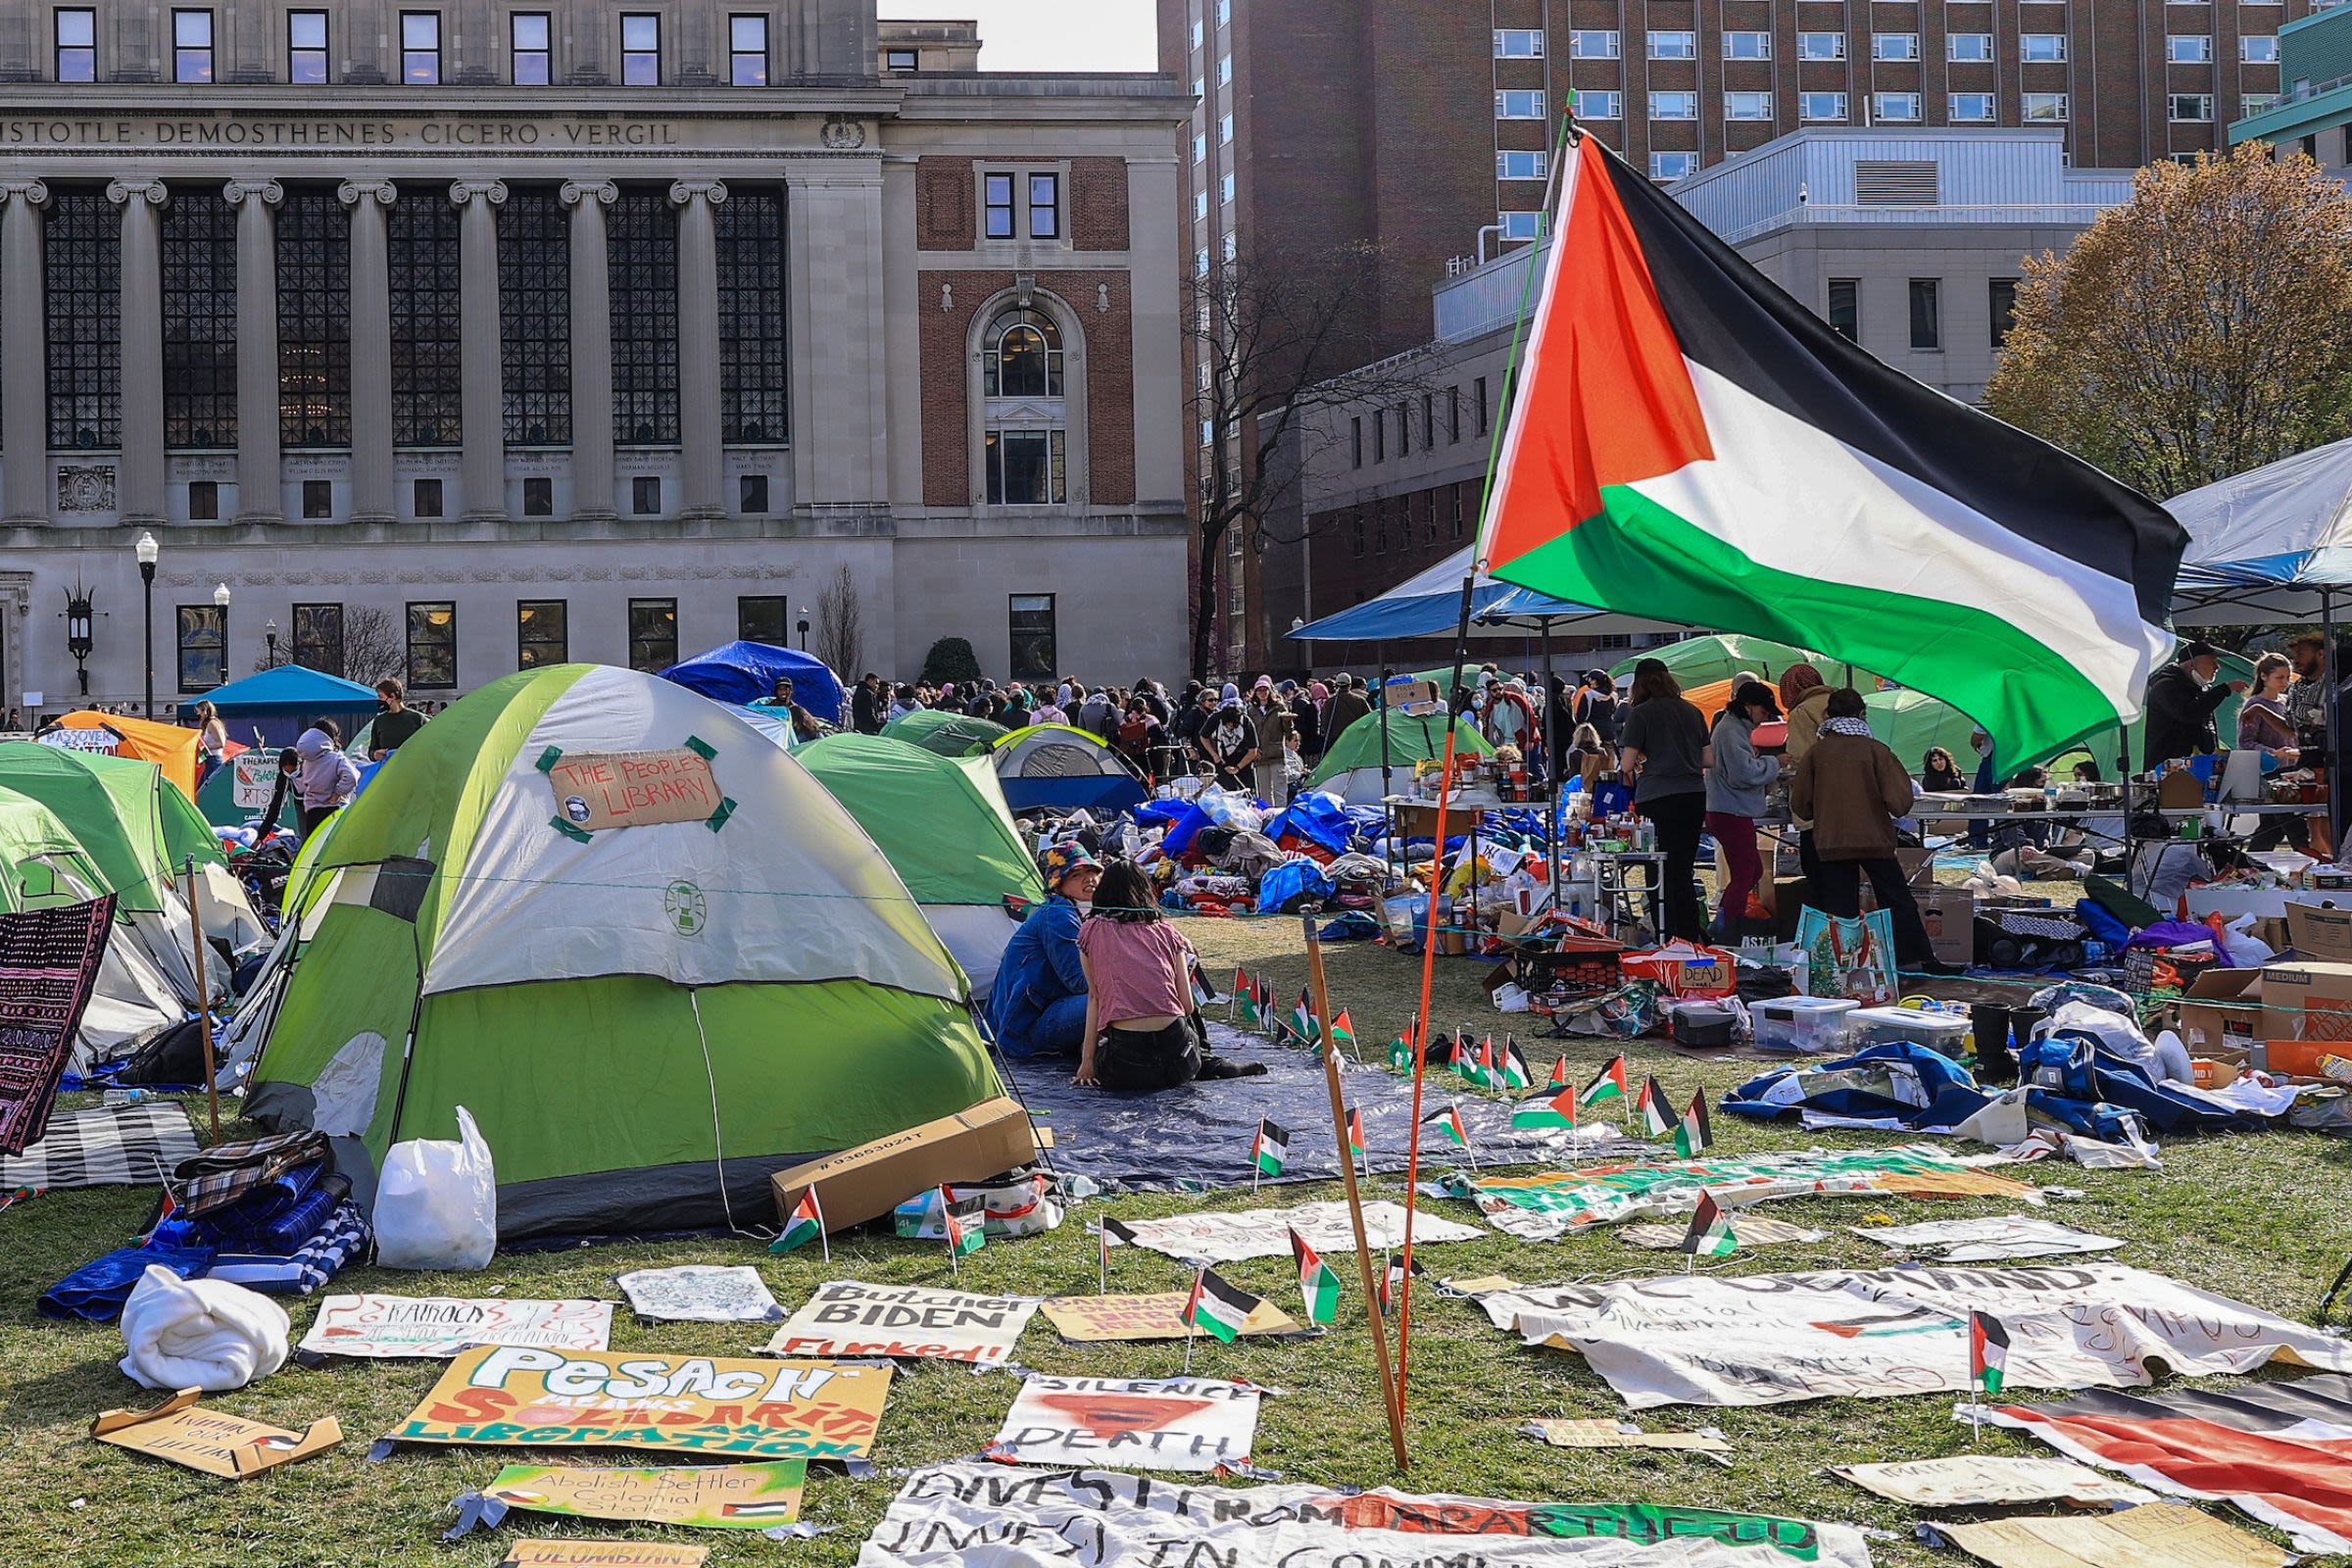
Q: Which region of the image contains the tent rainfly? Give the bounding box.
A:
[659,640,847,724]
[1306,710,1494,807]
[883,708,1008,758]
[993,723,1148,814]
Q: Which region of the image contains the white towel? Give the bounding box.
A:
[118,1264,291,1392]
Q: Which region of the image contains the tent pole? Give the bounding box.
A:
[1378,658,1396,883]
[1543,619,1560,903]
[184,858,221,1143]
[2328,589,2340,852]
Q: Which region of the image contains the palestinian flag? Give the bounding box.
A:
[1238,980,1262,1026]
[943,1189,986,1257]
[1232,965,1251,1010]
[1547,1054,1573,1089]
[1640,1075,1674,1139]
[1581,1054,1630,1110]
[1476,1035,1501,1089]
[1289,990,1317,1046]
[1099,1214,1138,1283]
[1675,1091,1714,1158]
[1184,1268,1257,1343]
[1680,1191,1739,1257]
[1345,1104,1367,1162]
[768,1188,824,1255]
[1428,1103,1471,1149]
[1476,132,2183,769]
[1969,1310,2011,1397]
[1329,1010,1357,1055]
[1379,1250,1427,1316]
[1290,1228,1342,1326]
[1388,1034,1414,1071]
[1499,1037,1532,1091]
[1510,1084,1581,1130]
[1453,1034,1482,1083]
[1251,1118,1290,1176]
[1255,976,1276,1029]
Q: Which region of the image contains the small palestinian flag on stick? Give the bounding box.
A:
[1510,1082,1581,1130]
[1250,1118,1290,1184]
[1499,1037,1532,1091]
[1099,1214,1137,1294]
[1290,1227,1342,1326]
[1378,1250,1427,1316]
[1256,976,1277,1033]
[1581,1054,1631,1113]
[1452,1034,1482,1083]
[1344,1103,1367,1167]
[1674,1091,1714,1158]
[1426,1102,1479,1168]
[1388,1027,1415,1072]
[1969,1310,2010,1398]
[941,1187,985,1275]
[1640,1075,1674,1139]
[1547,1054,1574,1089]
[1231,966,1251,1017]
[1182,1268,1259,1372]
[769,1187,828,1260]
[1329,1009,1358,1060]
[1680,1190,1738,1260]
[1289,989,1317,1047]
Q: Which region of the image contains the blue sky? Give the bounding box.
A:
[876,0,1158,71]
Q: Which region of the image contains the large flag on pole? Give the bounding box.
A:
[1474,132,2185,768]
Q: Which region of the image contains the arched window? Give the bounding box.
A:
[984,311,1062,398]
[981,306,1068,506]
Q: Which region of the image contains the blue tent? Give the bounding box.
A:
[1287,546,1686,642]
[183,663,381,750]
[659,641,845,723]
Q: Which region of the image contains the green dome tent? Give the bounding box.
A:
[798,734,1043,994]
[0,742,221,912]
[1608,634,1825,690]
[1306,710,1494,806]
[242,664,1004,1241]
[1864,688,1986,774]
[0,785,115,913]
[882,708,1007,758]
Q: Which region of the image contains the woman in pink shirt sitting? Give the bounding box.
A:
[1073,863,1262,1091]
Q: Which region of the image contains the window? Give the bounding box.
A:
[2167,34,2211,62]
[628,598,677,672]
[2169,92,2213,120]
[987,430,1066,504]
[1474,375,1489,435]
[1874,91,1923,121]
[1190,18,1201,48]
[406,602,457,690]
[984,310,1064,398]
[1495,89,1544,118]
[1649,151,1698,179]
[2243,91,2279,113]
[984,173,1015,239]
[1725,30,1771,58]
[1568,29,1619,57]
[1220,172,1234,204]
[1494,28,1545,56]
[172,9,212,81]
[2244,36,2278,62]
[522,475,553,515]
[391,183,462,446]
[1218,113,1232,143]
[276,186,350,448]
[1498,211,1542,240]
[1797,31,1845,59]
[1908,278,1940,350]
[1421,392,1434,453]
[728,597,781,644]
[1194,189,1206,220]
[1447,386,1460,443]
[45,187,120,451]
[610,188,679,444]
[293,604,342,675]
[511,13,550,82]
[55,7,94,80]
[163,185,236,449]
[730,15,768,84]
[287,11,327,81]
[175,605,226,691]
[1008,596,1056,683]
[1799,91,1847,121]
[414,477,442,516]
[1497,149,1549,179]
[1028,172,1060,239]
[1874,31,1919,59]
[187,480,218,519]
[1451,486,1466,539]
[1948,32,1993,60]
[1576,89,1622,120]
[717,187,788,443]
[1649,29,1696,57]
[621,13,660,82]
[1397,403,1411,456]
[1725,90,1773,121]
[632,474,662,514]
[1949,91,1995,121]
[499,186,570,444]
[1372,410,1386,462]
[1195,248,1208,278]
[885,47,917,71]
[1988,278,2019,347]
[2021,33,2067,60]
[1350,416,1362,467]
[1650,90,1697,120]
[516,601,566,668]
[302,479,331,518]
[400,11,439,83]
[1192,133,1205,163]
[739,473,767,513]
[1218,54,1230,82]
[1828,278,1859,342]
[1350,514,1365,557]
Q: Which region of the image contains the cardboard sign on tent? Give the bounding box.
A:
[240,665,1002,1241]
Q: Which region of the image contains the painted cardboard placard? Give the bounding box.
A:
[230,749,280,808]
[762,1281,1039,1365]
[1833,1455,2152,1508]
[499,1544,709,1568]
[1936,1502,2289,1568]
[299,1295,615,1359]
[546,748,720,832]
[614,1266,781,1324]
[386,1347,893,1459]
[1041,1293,1303,1343]
[92,1389,342,1478]
[989,1375,1263,1473]
[1113,1200,1482,1264]
[1527,1419,1730,1456]
[484,1460,806,1528]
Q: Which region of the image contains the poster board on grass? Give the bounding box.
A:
[92,1389,341,1478]
[762,1282,1038,1365]
[989,1376,1263,1473]
[484,1460,806,1528]
[299,1295,614,1359]
[1041,1294,1304,1343]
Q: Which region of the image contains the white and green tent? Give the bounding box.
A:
[242,664,1004,1241]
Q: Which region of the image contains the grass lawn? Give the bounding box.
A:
[5,915,2352,1565]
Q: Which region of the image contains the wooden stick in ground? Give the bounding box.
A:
[1302,908,1409,1470]
[184,858,221,1142]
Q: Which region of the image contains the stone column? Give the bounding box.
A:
[108,179,168,526]
[784,168,886,508]
[0,180,49,524]
[670,179,727,517]
[224,179,283,524]
[561,178,616,521]
[339,178,397,523]
[450,178,508,520]
[880,154,920,509]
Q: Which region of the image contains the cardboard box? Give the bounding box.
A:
[2176,967,2262,1058]
[1914,889,1976,964]
[770,1097,1037,1233]
[2259,962,2352,1077]
[2288,901,2352,962]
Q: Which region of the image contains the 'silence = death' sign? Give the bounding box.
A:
[546,749,719,832]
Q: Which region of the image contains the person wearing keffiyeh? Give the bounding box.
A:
[1788,688,1954,975]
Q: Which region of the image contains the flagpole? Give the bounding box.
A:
[943,1186,959,1281]
[1451,1099,1481,1172]
[1184,1267,1201,1377]
[816,1187,830,1265]
[1099,1221,1109,1296]
[1303,909,1409,1468]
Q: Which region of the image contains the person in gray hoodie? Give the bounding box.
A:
[292,721,361,842]
[1704,680,1782,938]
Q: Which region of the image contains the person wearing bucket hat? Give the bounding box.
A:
[987,844,1103,1059]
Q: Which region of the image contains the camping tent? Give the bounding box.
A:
[1306,710,1494,806]
[1287,545,1686,642]
[2167,435,2352,623]
[184,664,380,751]
[1608,635,1824,690]
[35,710,203,798]
[798,733,1042,993]
[241,664,1003,1241]
[993,723,1148,814]
[883,708,1007,758]
[197,744,278,827]
[659,641,846,724]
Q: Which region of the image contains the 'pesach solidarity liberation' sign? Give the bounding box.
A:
[763,1282,1039,1366]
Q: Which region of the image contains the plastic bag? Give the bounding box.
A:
[372,1105,497,1271]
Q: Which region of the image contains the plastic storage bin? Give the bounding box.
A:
[1751,996,1861,1054]
[1848,1005,1972,1057]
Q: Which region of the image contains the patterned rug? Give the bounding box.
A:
[0,1102,198,1190]
[0,896,116,1153]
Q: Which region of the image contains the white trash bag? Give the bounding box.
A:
[372,1105,498,1271]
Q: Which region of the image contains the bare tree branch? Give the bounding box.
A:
[340,606,405,687]
[812,564,865,678]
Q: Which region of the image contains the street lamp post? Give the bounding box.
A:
[796,608,809,652]
[266,616,280,669]
[213,582,231,689]
[64,585,95,699]
[134,531,158,717]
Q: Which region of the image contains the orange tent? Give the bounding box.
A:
[1686,678,1788,750]
[43,710,203,798]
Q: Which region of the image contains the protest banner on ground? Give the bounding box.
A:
[1620,1218,1823,1250]
[858,1463,1878,1568]
[1526,1419,1731,1458]
[761,1282,1039,1365]
[1110,1200,1482,1263]
[483,1460,806,1529]
[385,1347,893,1459]
[1932,1502,2288,1568]
[500,1544,709,1568]
[298,1296,614,1359]
[91,1390,341,1478]
[1832,1455,2151,1508]
[1850,1215,2123,1261]
[1486,1263,2352,1409]
[988,1376,1264,1473]
[614,1267,782,1324]
[1040,1293,1304,1343]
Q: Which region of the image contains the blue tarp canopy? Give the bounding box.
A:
[180,663,379,719]
[1286,545,1687,642]
[658,641,845,722]
[2168,437,2352,623]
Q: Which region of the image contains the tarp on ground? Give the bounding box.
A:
[1305,710,1493,807]
[659,640,845,723]
[882,708,1006,758]
[36,710,202,799]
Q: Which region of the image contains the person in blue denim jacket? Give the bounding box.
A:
[987,843,1101,1058]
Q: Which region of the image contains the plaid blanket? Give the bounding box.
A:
[174,1129,329,1217]
[0,895,116,1153]
[0,1102,198,1190]
[207,1199,369,1297]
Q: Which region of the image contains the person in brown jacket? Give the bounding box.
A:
[1788,687,1955,975]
